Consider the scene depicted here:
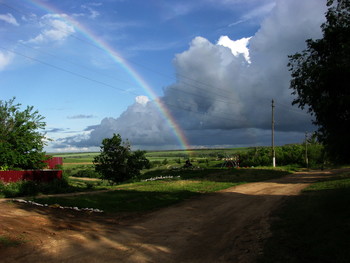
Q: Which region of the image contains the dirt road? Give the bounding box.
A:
[0,170,334,263]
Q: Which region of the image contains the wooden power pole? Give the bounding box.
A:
[272,99,276,167]
[305,131,309,168]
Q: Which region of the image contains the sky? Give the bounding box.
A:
[0,0,328,152]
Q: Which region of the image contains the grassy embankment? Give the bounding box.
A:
[258,169,350,263]
[31,168,289,213]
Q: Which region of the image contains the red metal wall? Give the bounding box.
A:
[0,170,62,183]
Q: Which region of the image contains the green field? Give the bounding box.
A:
[50,148,252,178]
[52,147,250,163]
[52,147,250,167]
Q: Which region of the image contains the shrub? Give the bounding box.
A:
[94,134,150,184]
[0,177,70,198]
[239,144,325,167]
[73,168,100,178]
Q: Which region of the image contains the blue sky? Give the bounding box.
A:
[0,0,328,152]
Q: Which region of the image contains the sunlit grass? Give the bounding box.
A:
[32,168,288,213]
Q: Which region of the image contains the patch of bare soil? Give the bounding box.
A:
[0,170,339,263]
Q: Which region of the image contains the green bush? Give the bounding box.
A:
[73,168,100,178]
[0,178,71,198]
[239,144,325,167]
[94,134,150,184]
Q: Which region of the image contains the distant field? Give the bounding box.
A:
[51,153,99,165]
[146,147,251,157]
[52,152,99,158]
[51,147,252,176]
[52,147,251,165]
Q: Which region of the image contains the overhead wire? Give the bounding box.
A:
[0,45,138,96]
[0,45,245,123]
[0,1,242,101]
[0,1,312,122]
[16,41,143,90]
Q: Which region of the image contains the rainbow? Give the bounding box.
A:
[26,0,190,150]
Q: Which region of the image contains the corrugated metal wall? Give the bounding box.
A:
[0,170,62,183]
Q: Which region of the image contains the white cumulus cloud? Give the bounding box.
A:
[135,95,150,106]
[25,14,75,44]
[0,13,19,26]
[217,35,251,63]
[0,51,14,70]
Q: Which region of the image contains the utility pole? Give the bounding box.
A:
[272,99,276,167]
[305,131,309,168]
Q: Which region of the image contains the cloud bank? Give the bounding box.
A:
[55,0,327,150]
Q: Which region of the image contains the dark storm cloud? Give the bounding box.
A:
[56,0,327,150]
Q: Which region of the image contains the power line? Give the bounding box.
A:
[0,1,233,95]
[274,101,310,117]
[0,2,313,123]
[1,1,311,115]
[17,40,237,103]
[16,41,140,90]
[0,1,239,104]
[0,45,248,123]
[0,46,138,96]
[1,44,311,126]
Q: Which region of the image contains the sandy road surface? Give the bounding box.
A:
[0,170,335,263]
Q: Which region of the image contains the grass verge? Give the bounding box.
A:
[32,168,289,213]
[32,180,242,213]
[258,170,350,263]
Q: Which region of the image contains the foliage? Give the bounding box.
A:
[63,165,100,178]
[0,97,48,169]
[239,143,324,167]
[0,178,71,198]
[288,0,350,164]
[93,134,150,184]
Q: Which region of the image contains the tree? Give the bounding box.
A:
[93,134,150,184]
[0,97,48,170]
[288,0,350,163]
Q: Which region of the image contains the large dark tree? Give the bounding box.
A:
[93,134,150,184]
[0,97,48,170]
[288,0,350,163]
